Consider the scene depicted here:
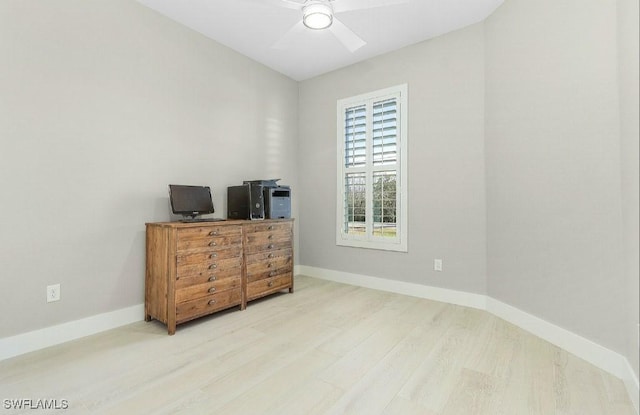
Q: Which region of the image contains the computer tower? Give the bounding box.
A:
[264,186,291,219]
[227,184,265,220]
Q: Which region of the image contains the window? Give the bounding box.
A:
[336,84,407,252]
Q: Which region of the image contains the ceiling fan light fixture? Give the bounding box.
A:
[302,2,333,30]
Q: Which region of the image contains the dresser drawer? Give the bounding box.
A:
[175,266,242,290]
[243,222,292,234]
[177,225,242,239]
[246,255,293,283]
[177,246,242,267]
[177,234,242,253]
[244,228,291,245]
[176,225,242,253]
[176,289,242,324]
[245,248,292,265]
[177,255,242,278]
[246,273,292,301]
[243,238,291,254]
[176,276,241,303]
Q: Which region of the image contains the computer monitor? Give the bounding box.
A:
[168,184,215,220]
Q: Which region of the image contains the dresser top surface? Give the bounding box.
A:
[146,218,293,228]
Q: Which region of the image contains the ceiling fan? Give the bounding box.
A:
[264,0,408,52]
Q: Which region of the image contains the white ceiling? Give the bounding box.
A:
[137,0,504,81]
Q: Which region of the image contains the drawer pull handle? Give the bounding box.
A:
[209,241,217,247]
[268,244,274,249]
[268,253,274,258]
[268,235,273,240]
[269,271,276,277]
[209,231,219,236]
[267,263,273,268]
[268,225,274,230]
[210,253,218,258]
[208,299,216,306]
[209,264,217,269]
[208,276,216,282]
[268,281,274,287]
[208,287,216,293]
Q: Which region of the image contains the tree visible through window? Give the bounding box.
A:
[372,171,396,237]
[337,85,407,252]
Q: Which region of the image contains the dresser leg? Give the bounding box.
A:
[144,304,152,322]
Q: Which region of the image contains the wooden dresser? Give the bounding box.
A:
[145,219,293,334]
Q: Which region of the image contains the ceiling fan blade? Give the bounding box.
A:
[332,0,408,13]
[237,0,301,10]
[329,17,366,52]
[276,0,304,10]
[271,21,307,50]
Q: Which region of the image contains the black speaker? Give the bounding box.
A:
[227,184,265,220]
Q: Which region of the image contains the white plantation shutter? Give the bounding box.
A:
[372,99,397,166]
[345,105,367,168]
[337,85,408,252]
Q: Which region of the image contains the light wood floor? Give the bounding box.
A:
[0,276,635,415]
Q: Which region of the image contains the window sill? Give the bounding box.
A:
[336,237,407,252]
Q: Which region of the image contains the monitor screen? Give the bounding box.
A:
[168,184,215,219]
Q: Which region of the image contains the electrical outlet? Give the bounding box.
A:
[434,259,443,272]
[47,284,60,303]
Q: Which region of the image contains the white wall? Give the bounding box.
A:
[484,0,633,370]
[618,0,640,379]
[0,0,299,338]
[298,24,487,294]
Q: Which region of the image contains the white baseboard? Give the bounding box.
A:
[485,297,633,382]
[297,265,487,310]
[0,304,144,362]
[624,361,640,413]
[297,266,639,413]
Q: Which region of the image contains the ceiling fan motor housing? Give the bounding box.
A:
[302,0,334,29]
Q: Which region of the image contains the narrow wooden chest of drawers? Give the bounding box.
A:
[244,221,294,302]
[145,219,293,334]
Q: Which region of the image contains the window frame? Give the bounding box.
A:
[336,84,408,252]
